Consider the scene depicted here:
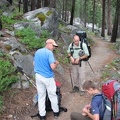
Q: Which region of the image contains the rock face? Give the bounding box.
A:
[0,0,11,11]
[14,7,59,37]
[0,3,82,89]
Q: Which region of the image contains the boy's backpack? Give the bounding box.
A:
[93,94,111,120]
[102,79,120,120]
[70,31,91,61]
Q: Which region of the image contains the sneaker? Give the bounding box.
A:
[79,91,85,96]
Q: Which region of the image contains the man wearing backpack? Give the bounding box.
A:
[67,35,89,95]
[70,81,105,120]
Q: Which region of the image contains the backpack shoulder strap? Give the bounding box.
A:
[80,38,83,50]
[70,42,74,56]
[80,38,87,50]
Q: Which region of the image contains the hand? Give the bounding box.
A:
[82,104,91,116]
[55,60,59,65]
[82,107,90,115]
[70,56,75,63]
[74,58,80,64]
[84,104,91,109]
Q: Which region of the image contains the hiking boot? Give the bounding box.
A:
[75,87,79,92]
[79,91,85,96]
[70,86,79,93]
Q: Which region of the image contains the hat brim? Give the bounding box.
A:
[53,44,58,47]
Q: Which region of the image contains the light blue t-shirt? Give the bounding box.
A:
[34,47,55,78]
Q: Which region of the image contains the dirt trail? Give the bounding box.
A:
[1,35,119,120]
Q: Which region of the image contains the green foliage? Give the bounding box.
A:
[0,51,5,57]
[0,59,18,92]
[102,67,111,79]
[15,27,50,50]
[102,58,120,80]
[0,96,3,113]
[1,12,24,30]
[1,15,15,30]
[115,41,120,54]
[111,58,120,70]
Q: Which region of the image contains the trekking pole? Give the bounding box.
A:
[87,61,95,74]
[16,66,37,88]
[67,57,73,89]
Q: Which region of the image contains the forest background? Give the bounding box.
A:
[0,0,120,119]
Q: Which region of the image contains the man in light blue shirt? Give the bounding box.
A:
[34,39,59,120]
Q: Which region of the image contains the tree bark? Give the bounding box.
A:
[84,0,87,27]
[7,0,12,5]
[23,0,28,13]
[107,0,112,35]
[50,0,56,8]
[0,18,2,30]
[62,0,65,20]
[110,0,120,42]
[101,0,106,37]
[37,0,41,8]
[31,0,36,11]
[44,0,50,7]
[92,0,95,32]
[70,0,75,25]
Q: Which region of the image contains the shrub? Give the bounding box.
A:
[15,27,50,50]
[0,59,18,92]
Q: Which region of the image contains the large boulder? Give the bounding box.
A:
[14,7,59,37]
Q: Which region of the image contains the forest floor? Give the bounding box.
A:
[1,35,120,120]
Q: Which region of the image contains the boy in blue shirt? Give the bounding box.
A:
[70,81,104,120]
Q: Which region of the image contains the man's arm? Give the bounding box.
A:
[50,60,59,70]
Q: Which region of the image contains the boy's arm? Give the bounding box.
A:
[82,107,99,120]
[86,112,99,120]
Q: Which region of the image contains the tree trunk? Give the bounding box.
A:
[37,0,41,8]
[62,0,65,20]
[44,0,50,7]
[92,0,95,32]
[23,0,28,13]
[0,18,2,30]
[7,0,12,5]
[31,0,36,11]
[70,0,75,25]
[107,0,112,35]
[101,0,106,37]
[84,0,87,27]
[50,0,56,8]
[64,0,68,22]
[110,0,120,42]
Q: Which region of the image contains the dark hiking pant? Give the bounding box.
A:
[70,112,91,120]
